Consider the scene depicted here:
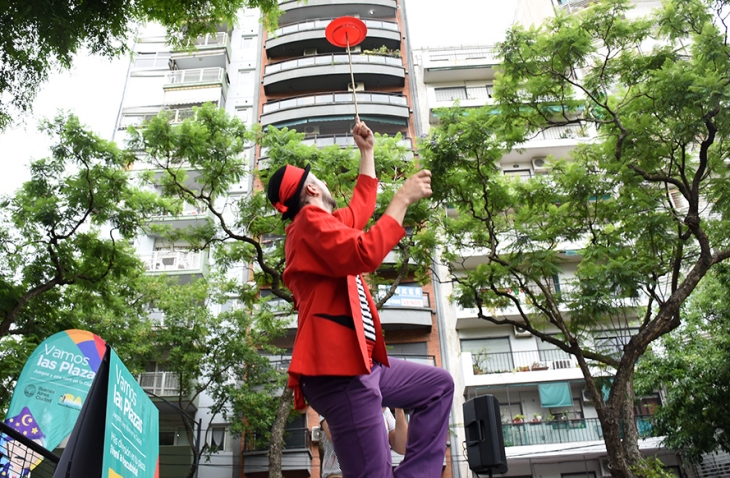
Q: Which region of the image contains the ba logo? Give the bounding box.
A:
[24,384,36,397]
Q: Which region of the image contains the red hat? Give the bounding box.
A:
[267,164,311,220]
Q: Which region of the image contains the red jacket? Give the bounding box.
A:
[283,175,405,410]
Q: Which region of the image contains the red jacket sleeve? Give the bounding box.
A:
[332,174,378,230]
[292,206,405,277]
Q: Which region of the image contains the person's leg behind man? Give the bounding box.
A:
[379,358,454,478]
[301,370,394,478]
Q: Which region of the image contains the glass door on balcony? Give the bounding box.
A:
[461,337,513,374]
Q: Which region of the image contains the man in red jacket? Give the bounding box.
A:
[267,121,454,478]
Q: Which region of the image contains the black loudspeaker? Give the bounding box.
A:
[463,395,508,474]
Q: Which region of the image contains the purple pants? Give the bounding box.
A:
[301,358,454,478]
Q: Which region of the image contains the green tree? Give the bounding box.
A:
[423,1,730,477]
[636,264,730,464]
[0,112,168,414]
[129,103,436,478]
[0,0,281,130]
[143,275,287,478]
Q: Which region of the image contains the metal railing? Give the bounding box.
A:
[140,250,202,272]
[188,32,228,47]
[262,91,407,114]
[151,202,207,218]
[266,53,402,75]
[138,371,181,396]
[259,134,412,159]
[502,416,653,447]
[167,67,225,86]
[427,47,497,64]
[557,0,599,12]
[470,349,576,375]
[274,18,398,37]
[533,124,589,141]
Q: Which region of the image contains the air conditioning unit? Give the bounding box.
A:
[348,82,365,92]
[552,359,572,369]
[303,125,320,135]
[531,156,547,174]
[599,457,612,478]
[582,388,593,403]
[311,426,322,442]
[514,325,532,338]
[303,48,318,56]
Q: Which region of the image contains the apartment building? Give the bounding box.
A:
[112,10,263,478]
[411,1,683,473]
[244,1,452,477]
[110,1,450,477]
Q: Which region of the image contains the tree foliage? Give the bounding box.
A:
[636,264,730,464]
[0,113,168,414]
[423,0,730,476]
[0,0,281,130]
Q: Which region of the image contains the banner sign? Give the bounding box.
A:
[102,349,159,478]
[1,330,106,477]
[378,284,425,307]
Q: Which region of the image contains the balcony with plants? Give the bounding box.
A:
[266,18,400,58]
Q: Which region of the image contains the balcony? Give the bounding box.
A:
[266,18,400,58]
[502,416,653,447]
[260,92,409,130]
[557,0,600,13]
[423,46,499,82]
[243,428,311,474]
[277,0,397,26]
[264,53,404,94]
[170,32,231,69]
[147,202,210,233]
[259,135,413,164]
[461,351,584,388]
[379,290,433,331]
[163,67,228,107]
[140,250,205,276]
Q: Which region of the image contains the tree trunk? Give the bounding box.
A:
[268,386,294,478]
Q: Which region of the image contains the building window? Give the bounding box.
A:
[133,52,171,69]
[209,426,228,452]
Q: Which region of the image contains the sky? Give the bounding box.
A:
[0,1,517,195]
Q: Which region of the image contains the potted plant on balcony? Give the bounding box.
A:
[512,414,525,424]
[531,413,542,423]
[531,361,549,371]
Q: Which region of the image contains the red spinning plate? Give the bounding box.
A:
[325,16,368,48]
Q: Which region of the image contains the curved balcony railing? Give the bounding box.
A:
[262,91,407,115]
[273,18,398,37]
[265,53,402,75]
[260,134,412,159]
